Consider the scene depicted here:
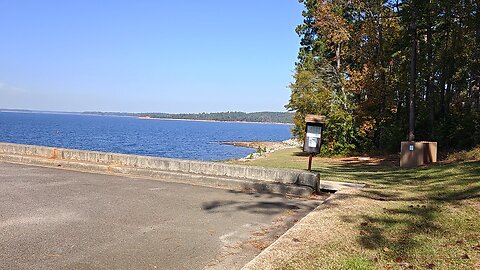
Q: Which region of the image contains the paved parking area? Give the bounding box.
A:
[0,162,324,270]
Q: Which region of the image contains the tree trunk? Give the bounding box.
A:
[446,79,452,115]
[440,17,450,118]
[378,17,386,116]
[378,17,387,150]
[474,2,480,111]
[426,5,435,139]
[408,15,417,142]
[440,69,447,117]
[336,43,341,71]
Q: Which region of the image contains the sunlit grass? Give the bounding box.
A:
[230,148,480,269]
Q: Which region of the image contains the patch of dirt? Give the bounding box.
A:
[338,155,399,167]
[464,198,480,212]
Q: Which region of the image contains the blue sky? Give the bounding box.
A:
[0,1,303,113]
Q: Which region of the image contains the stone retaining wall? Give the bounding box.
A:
[0,142,319,191]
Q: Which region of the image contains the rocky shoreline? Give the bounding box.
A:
[222,139,301,161]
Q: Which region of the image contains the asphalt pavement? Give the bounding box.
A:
[0,162,324,270]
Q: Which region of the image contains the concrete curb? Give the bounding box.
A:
[320,180,366,191]
[241,181,365,269]
[0,142,319,197]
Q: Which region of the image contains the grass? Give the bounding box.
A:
[229,148,480,269]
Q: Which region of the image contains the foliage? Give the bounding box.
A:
[287,0,480,155]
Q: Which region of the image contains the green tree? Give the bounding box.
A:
[287,0,480,155]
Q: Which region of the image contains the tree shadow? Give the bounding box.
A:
[356,205,441,254]
[201,200,311,216]
[331,159,480,259]
[293,152,312,157]
[202,186,329,216]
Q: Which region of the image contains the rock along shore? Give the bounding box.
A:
[222,139,301,161]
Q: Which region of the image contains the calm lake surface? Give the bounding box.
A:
[0,112,292,160]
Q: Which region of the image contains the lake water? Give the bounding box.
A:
[0,112,292,160]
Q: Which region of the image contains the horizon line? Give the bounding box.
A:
[0,108,293,115]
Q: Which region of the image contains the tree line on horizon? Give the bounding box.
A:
[287,0,480,155]
[83,111,294,124]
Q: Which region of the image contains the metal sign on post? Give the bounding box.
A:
[303,114,326,171]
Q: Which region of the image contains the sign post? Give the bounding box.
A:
[303,114,326,171]
[308,154,314,171]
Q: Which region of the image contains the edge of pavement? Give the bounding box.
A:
[241,181,369,270]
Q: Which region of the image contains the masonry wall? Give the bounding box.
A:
[0,142,318,190]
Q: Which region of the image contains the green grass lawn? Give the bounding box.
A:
[230,148,480,269]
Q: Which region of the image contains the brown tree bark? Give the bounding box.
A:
[408,15,417,142]
[474,1,480,111]
[426,6,435,138]
[336,43,341,71]
[440,17,450,118]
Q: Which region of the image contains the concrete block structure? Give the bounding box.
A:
[400,141,437,168]
[0,142,320,197]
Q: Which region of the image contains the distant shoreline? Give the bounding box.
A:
[1,109,293,125]
[136,116,293,125]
